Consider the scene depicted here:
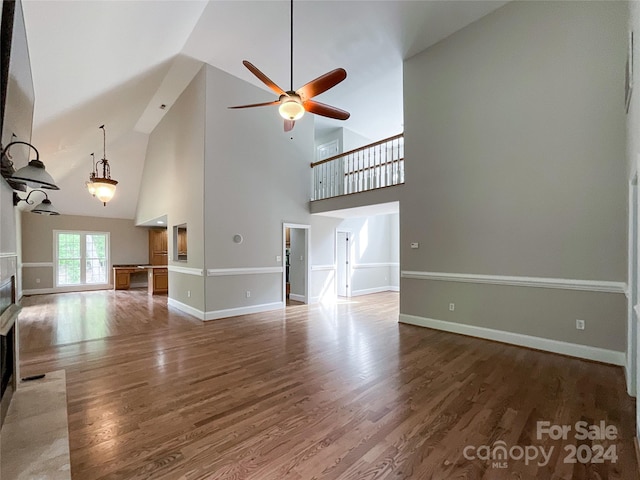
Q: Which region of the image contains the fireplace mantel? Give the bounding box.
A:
[0,304,19,336]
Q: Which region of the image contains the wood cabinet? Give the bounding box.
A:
[177,228,187,257]
[148,268,168,295]
[149,229,168,266]
[114,268,134,290]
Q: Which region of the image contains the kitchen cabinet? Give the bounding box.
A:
[148,268,168,294]
[149,229,168,266]
[114,268,135,290]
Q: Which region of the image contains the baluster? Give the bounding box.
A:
[327,160,331,198]
[393,139,397,184]
[314,165,319,199]
[348,154,352,193]
[333,159,337,198]
[324,163,328,198]
[358,150,362,192]
[375,145,379,188]
[367,147,372,191]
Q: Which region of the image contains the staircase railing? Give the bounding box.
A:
[310,133,404,201]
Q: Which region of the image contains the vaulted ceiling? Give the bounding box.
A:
[20,0,507,220]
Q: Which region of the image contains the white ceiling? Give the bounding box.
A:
[19,0,507,220]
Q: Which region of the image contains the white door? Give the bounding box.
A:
[337,232,350,297]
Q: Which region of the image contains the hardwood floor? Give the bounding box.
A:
[18,291,637,479]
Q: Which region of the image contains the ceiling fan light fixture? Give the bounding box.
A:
[279,97,304,121]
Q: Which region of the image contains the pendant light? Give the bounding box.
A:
[2,140,59,190]
[90,125,118,206]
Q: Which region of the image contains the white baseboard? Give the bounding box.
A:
[626,364,636,398]
[204,301,284,321]
[289,294,306,303]
[352,286,399,297]
[399,313,626,366]
[22,284,112,296]
[167,298,205,320]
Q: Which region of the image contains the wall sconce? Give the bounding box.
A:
[1,141,59,190]
[88,125,118,206]
[13,189,60,215]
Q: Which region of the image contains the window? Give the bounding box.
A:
[55,231,109,287]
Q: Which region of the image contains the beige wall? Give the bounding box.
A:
[202,64,314,314]
[402,1,627,352]
[136,67,206,312]
[21,212,148,292]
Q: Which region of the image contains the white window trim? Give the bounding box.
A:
[53,230,111,288]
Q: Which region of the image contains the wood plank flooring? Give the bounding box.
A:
[17,291,637,479]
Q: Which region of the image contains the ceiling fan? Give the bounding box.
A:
[228,0,350,132]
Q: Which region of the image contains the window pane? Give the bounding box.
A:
[85,234,107,284]
[58,259,81,285]
[58,233,80,259]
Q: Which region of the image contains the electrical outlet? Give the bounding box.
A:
[576,319,585,330]
[449,303,455,311]
[187,290,191,298]
[246,290,251,298]
[35,278,40,284]
[411,242,419,249]
[276,255,282,262]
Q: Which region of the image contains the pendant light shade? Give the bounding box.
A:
[88,126,118,206]
[2,141,59,190]
[93,178,117,203]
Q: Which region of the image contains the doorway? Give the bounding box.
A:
[336,231,351,297]
[283,223,310,306]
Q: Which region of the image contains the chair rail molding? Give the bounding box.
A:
[207,267,284,277]
[401,270,626,294]
[167,265,204,276]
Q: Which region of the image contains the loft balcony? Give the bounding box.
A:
[310,133,404,202]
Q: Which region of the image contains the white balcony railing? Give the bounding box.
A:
[311,133,404,201]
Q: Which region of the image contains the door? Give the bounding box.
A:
[337,232,350,297]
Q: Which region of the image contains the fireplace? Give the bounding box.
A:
[0,275,18,427]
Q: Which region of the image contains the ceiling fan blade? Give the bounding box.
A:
[297,68,347,101]
[303,100,350,120]
[243,61,286,96]
[284,120,295,132]
[228,101,280,109]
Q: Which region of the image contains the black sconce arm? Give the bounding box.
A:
[2,140,40,163]
[13,188,48,206]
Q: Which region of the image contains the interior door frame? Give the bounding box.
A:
[336,229,352,298]
[282,223,310,305]
[628,164,638,398]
